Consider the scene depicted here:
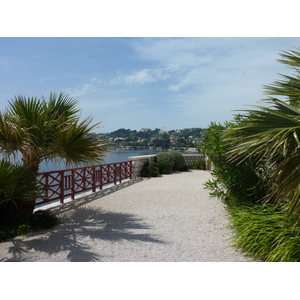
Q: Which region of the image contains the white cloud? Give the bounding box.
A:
[61,38,300,132]
[67,66,181,98]
[128,38,298,96]
[65,82,99,97]
[115,69,157,85]
[108,67,176,86]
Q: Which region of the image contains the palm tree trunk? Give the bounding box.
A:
[15,161,40,217]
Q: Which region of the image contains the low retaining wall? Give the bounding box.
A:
[128,154,207,179]
[128,155,156,179]
[183,154,206,167]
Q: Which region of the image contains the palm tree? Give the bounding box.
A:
[0,92,108,216]
[227,47,300,220]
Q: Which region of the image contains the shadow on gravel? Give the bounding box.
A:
[3,180,166,262]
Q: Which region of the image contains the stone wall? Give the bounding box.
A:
[128,155,156,179]
[183,154,206,167]
[128,154,207,179]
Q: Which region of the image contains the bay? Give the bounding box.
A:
[38,149,198,173]
[39,149,161,173]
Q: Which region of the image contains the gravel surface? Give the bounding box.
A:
[0,170,251,262]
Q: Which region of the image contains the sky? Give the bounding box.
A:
[1,37,300,133]
[1,1,298,291]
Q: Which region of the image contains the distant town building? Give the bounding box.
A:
[140,128,151,132]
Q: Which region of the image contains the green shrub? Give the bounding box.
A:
[156,152,175,174]
[141,162,149,177]
[179,165,190,172]
[0,210,60,242]
[147,162,160,177]
[169,151,185,171]
[198,121,269,206]
[141,162,160,177]
[229,204,300,262]
[191,160,206,170]
[0,159,41,222]
[157,161,171,174]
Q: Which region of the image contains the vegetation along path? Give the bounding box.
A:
[0,170,251,262]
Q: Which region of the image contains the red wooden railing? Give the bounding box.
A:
[36,161,132,207]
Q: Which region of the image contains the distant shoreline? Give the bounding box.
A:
[109,147,199,153]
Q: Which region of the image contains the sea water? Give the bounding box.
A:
[38,149,162,172]
[38,149,197,172]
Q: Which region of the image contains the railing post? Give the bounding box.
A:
[114,163,117,185]
[83,167,86,190]
[129,161,132,179]
[117,164,121,184]
[44,173,49,200]
[100,165,103,190]
[71,169,75,199]
[60,170,64,203]
[92,166,96,193]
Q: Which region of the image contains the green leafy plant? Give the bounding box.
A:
[227,47,300,221]
[141,161,160,177]
[156,161,170,174]
[191,160,206,170]
[0,159,41,223]
[229,204,300,262]
[148,162,160,177]
[198,46,300,261]
[179,164,190,172]
[168,151,185,171]
[156,152,175,174]
[198,120,269,206]
[0,210,60,242]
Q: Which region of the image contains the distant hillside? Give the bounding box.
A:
[94,127,207,151]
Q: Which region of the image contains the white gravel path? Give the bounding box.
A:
[0,170,251,262]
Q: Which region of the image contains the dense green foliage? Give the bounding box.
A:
[168,151,186,171]
[201,118,300,261]
[140,151,191,177]
[0,210,60,242]
[229,204,300,262]
[0,159,40,222]
[191,160,206,170]
[141,162,160,177]
[156,161,172,175]
[156,152,176,174]
[198,120,269,206]
[101,127,206,150]
[228,48,300,220]
[199,47,300,261]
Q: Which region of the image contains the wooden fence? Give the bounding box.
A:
[36,161,132,207]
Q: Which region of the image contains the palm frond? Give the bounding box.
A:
[228,97,300,220]
[50,116,107,167]
[0,92,108,172]
[277,47,300,69]
[45,92,80,122]
[0,111,29,157]
[228,98,300,161]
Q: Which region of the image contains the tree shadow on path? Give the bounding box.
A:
[3,181,166,262]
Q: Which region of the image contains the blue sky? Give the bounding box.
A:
[1,37,300,133]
